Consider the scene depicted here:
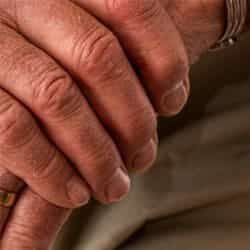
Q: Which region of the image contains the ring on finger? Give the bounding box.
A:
[0,189,17,208]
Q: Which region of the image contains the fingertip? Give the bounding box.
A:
[104,168,131,203]
[160,80,189,116]
[67,176,90,208]
[131,139,157,174]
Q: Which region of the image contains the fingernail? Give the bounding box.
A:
[162,81,188,115]
[67,176,90,207]
[132,139,157,173]
[105,168,130,203]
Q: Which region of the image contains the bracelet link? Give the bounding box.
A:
[211,0,248,50]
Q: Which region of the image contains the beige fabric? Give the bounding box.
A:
[53,33,250,250]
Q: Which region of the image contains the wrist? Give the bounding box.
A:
[212,0,248,49]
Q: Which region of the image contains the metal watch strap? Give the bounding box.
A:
[211,0,248,50]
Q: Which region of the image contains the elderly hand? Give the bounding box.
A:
[0,0,225,208]
[0,0,233,249]
[0,0,166,210]
[0,0,190,247]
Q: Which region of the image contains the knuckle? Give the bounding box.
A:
[72,27,126,82]
[0,95,35,148]
[3,229,37,250]
[32,67,82,120]
[106,0,159,21]
[31,148,60,180]
[0,41,82,121]
[126,106,157,146]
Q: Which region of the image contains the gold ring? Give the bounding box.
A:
[0,189,17,208]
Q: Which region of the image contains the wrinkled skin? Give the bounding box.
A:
[0,0,227,249]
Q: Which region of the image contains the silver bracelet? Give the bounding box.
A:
[211,0,248,50]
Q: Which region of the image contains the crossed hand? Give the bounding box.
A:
[0,0,225,249]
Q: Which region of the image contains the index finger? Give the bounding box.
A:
[0,168,23,234]
[0,188,70,249]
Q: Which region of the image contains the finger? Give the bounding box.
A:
[0,88,90,208]
[0,188,70,250]
[131,138,157,174]
[73,0,190,116]
[163,0,226,63]
[0,168,23,234]
[0,24,130,203]
[4,0,157,171]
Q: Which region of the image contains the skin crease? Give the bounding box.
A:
[0,0,246,249]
